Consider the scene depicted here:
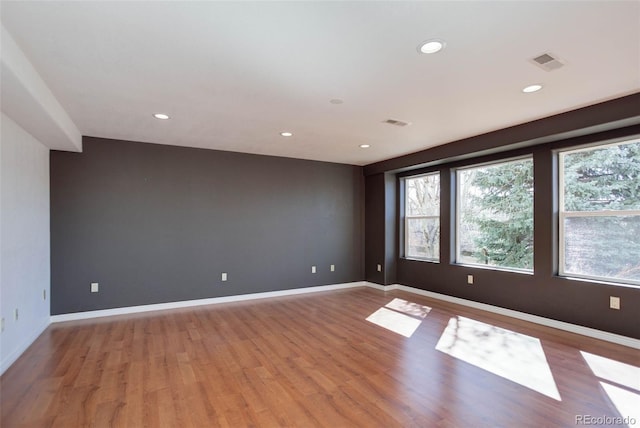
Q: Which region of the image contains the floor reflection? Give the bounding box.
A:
[435,316,561,400]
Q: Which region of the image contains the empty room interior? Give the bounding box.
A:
[1,1,639,427]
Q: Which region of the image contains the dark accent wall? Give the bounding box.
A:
[364,173,397,285]
[383,173,397,285]
[50,137,364,314]
[364,94,640,339]
[364,174,385,284]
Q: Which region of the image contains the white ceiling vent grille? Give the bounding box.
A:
[531,53,564,71]
[384,118,411,127]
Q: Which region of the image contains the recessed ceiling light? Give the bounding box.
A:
[153,113,170,120]
[280,132,293,137]
[359,144,371,149]
[330,99,344,105]
[418,39,445,54]
[522,84,543,93]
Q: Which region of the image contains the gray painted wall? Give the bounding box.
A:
[50,137,364,314]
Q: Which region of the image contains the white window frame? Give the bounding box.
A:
[455,156,534,273]
[403,172,440,262]
[558,140,640,286]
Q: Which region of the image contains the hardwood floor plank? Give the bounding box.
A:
[155,387,179,428]
[2,287,638,427]
[122,361,144,426]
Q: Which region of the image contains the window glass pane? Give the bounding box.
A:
[458,158,534,270]
[406,174,440,216]
[560,139,640,286]
[407,218,440,259]
[564,216,640,283]
[562,141,640,211]
[405,172,440,261]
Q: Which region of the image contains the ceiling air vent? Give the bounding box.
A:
[531,53,564,71]
[384,118,411,127]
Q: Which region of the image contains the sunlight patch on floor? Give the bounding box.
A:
[580,351,640,391]
[385,298,431,318]
[599,383,640,427]
[581,351,640,427]
[435,316,561,401]
[366,308,422,338]
[365,298,432,338]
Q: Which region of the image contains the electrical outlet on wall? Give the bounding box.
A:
[311,266,317,274]
[610,296,621,310]
[330,264,335,272]
[221,272,228,282]
[467,275,474,285]
[1,318,5,333]
[91,282,99,293]
[377,264,382,272]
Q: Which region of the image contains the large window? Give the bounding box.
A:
[559,139,640,285]
[456,157,534,271]
[405,172,440,261]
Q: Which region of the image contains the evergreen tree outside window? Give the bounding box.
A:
[405,172,440,261]
[559,139,640,285]
[456,157,534,271]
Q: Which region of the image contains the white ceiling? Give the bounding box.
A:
[2,1,639,166]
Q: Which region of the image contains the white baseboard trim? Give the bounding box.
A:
[46,280,639,349]
[0,318,49,376]
[50,281,367,323]
[362,282,388,291]
[362,282,640,350]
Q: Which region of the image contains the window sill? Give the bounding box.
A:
[558,275,640,289]
[453,263,533,275]
[403,257,440,264]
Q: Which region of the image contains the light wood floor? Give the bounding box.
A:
[1,287,638,427]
